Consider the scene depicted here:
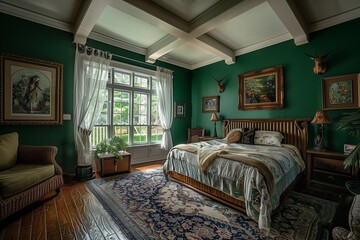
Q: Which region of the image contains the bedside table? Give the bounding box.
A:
[306,149,359,200]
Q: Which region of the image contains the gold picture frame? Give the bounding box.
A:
[238,66,284,110]
[322,73,360,110]
[0,53,63,125]
[174,101,186,118]
[202,96,219,113]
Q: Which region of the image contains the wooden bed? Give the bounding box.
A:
[166,118,310,213]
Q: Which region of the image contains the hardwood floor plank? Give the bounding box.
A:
[18,210,33,240]
[76,184,123,240]
[69,185,104,239]
[55,189,76,240]
[62,186,90,240]
[31,204,46,240]
[45,197,61,240]
[1,217,21,240]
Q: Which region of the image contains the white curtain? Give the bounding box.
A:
[156,67,173,150]
[73,44,112,166]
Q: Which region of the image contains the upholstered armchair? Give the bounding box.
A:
[332,195,360,240]
[0,132,64,221]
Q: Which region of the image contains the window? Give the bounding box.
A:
[90,62,161,147]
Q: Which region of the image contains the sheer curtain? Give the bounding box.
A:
[156,67,173,150]
[73,44,112,169]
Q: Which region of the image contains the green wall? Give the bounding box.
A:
[192,18,360,151]
[0,13,191,172]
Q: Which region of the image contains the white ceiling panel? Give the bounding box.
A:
[164,42,217,65]
[152,0,220,22]
[94,6,168,48]
[208,2,288,50]
[1,0,359,69]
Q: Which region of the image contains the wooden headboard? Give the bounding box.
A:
[222,118,311,159]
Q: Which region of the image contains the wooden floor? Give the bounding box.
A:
[0,161,164,240]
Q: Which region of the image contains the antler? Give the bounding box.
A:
[320,49,334,59]
[213,77,224,83]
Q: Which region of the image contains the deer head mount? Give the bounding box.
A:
[213,77,225,93]
[306,50,333,75]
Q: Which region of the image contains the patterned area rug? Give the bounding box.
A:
[87,168,337,240]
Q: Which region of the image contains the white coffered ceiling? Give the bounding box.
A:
[1,0,359,69]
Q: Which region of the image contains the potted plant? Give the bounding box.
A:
[337,110,360,194]
[95,135,128,160]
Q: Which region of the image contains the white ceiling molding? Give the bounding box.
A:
[145,36,186,63]
[0,2,72,32]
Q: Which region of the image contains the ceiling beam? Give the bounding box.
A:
[194,34,235,64]
[73,0,110,44]
[267,0,308,46]
[145,36,186,63]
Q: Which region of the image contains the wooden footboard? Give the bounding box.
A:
[168,170,302,214]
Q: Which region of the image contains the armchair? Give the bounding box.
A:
[0,132,64,221]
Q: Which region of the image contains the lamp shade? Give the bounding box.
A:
[210,113,219,122]
[311,110,332,124]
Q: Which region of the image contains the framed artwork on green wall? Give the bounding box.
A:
[322,73,360,110]
[174,101,186,118]
[0,53,63,125]
[202,96,219,113]
[238,66,284,110]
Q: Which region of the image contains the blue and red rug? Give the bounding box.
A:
[87,167,337,240]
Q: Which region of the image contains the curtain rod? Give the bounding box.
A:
[111,52,158,69]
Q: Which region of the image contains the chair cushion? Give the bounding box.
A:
[0,132,19,171]
[0,164,55,198]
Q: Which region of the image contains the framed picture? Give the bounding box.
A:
[202,96,219,113]
[0,54,63,125]
[344,144,357,155]
[238,66,284,110]
[174,101,186,118]
[322,73,360,110]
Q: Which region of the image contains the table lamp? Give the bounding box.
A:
[210,113,219,138]
[311,110,332,151]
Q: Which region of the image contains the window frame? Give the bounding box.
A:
[91,61,161,147]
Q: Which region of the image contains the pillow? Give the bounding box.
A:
[254,130,284,146]
[224,128,247,144]
[0,132,19,170]
[239,129,256,144]
[225,131,241,144]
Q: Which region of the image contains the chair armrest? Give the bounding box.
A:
[17,145,63,175]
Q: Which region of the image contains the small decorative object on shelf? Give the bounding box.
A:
[311,110,332,151]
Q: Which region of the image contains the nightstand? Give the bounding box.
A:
[99,152,131,177]
[199,136,218,141]
[306,149,359,200]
